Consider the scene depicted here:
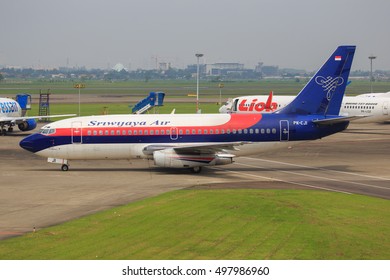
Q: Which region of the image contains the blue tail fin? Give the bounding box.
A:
[278,45,355,116]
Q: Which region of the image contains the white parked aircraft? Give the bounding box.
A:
[219,92,389,123]
[0,97,75,135]
[356,92,390,98]
[20,46,356,173]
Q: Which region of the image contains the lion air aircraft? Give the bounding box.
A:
[20,46,356,173]
[219,90,389,123]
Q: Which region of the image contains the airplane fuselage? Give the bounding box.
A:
[0,97,22,119]
[220,96,389,123]
[21,113,348,161]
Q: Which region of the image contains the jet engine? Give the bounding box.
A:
[18,119,37,131]
[153,149,234,171]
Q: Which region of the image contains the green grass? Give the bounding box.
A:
[27,102,222,117]
[3,79,390,118]
[2,79,390,97]
[0,189,389,260]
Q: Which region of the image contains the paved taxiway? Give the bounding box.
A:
[0,122,389,240]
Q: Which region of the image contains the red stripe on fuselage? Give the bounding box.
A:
[46,114,263,137]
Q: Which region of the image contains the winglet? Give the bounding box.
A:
[277,46,356,116]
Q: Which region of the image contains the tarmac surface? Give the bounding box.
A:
[0,121,389,240]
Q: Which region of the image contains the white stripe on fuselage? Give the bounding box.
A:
[43,114,233,129]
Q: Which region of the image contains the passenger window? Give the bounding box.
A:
[272,128,276,134]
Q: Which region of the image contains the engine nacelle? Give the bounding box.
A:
[18,119,37,131]
[153,149,234,169]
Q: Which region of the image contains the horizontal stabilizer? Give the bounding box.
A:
[312,116,364,125]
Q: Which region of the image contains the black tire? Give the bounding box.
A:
[61,164,69,171]
[191,166,202,173]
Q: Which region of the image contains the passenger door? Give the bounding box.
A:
[383,101,388,115]
[280,120,289,141]
[71,121,83,143]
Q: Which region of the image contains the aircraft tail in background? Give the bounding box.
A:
[277,45,356,116]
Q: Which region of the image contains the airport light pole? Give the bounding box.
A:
[74,83,85,116]
[369,55,376,93]
[218,83,224,105]
[195,53,203,113]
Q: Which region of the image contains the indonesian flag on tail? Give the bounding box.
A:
[335,55,342,61]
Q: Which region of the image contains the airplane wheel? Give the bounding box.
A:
[61,164,69,171]
[191,166,202,173]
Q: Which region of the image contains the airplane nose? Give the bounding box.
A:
[19,134,44,153]
[19,137,35,152]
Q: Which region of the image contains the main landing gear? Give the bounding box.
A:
[1,126,14,135]
[191,166,202,173]
[61,164,69,171]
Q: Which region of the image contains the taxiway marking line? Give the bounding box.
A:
[237,159,390,191]
[241,157,390,182]
[212,165,352,195]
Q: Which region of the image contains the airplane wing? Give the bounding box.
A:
[142,141,250,155]
[0,114,76,124]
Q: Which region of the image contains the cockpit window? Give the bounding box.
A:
[39,128,56,135]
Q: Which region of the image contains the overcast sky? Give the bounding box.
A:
[1,0,389,71]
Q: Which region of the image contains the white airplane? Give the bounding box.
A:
[356,91,390,98]
[0,97,76,135]
[20,46,356,173]
[219,92,390,123]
